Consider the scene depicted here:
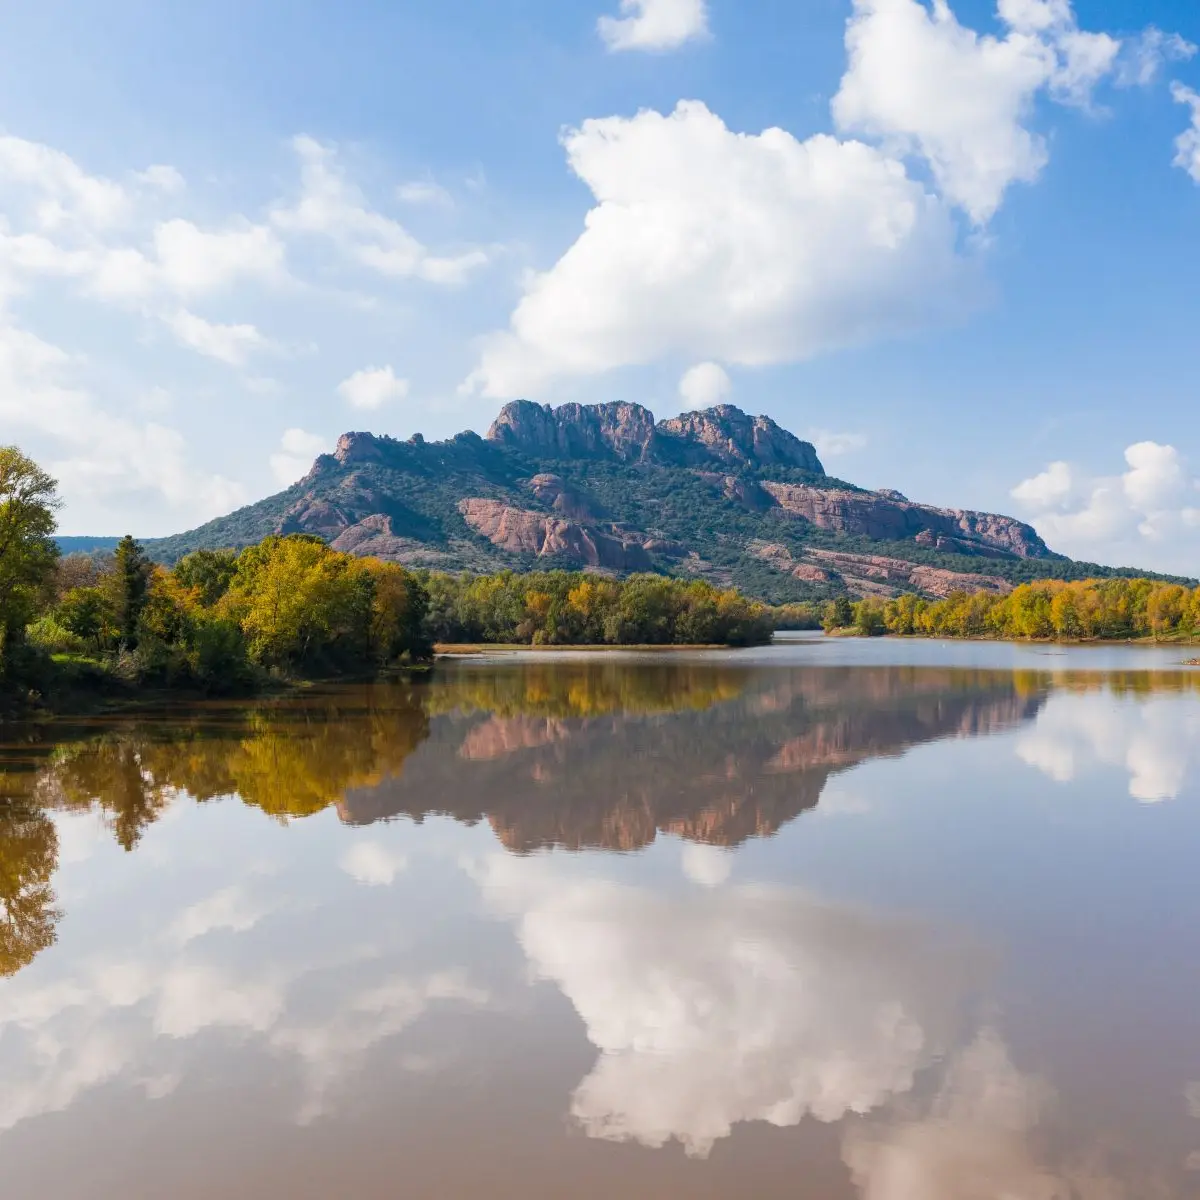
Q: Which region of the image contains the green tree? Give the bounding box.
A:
[57,586,114,649]
[0,447,61,667]
[173,548,239,606]
[109,535,154,647]
[853,598,887,637]
[822,596,854,632]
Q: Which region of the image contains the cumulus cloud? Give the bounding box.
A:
[678,361,731,408]
[1016,691,1200,803]
[165,309,268,366]
[597,0,710,53]
[1173,83,1200,184]
[474,852,975,1158]
[270,427,328,485]
[1010,442,1200,572]
[0,134,130,232]
[337,364,410,410]
[0,324,245,527]
[466,102,967,398]
[832,0,1120,224]
[272,137,487,284]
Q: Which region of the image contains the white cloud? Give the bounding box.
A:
[1115,27,1196,88]
[272,137,487,285]
[1011,442,1200,572]
[134,164,187,194]
[340,840,409,887]
[337,364,410,410]
[270,427,328,485]
[396,179,453,207]
[474,852,974,1158]
[597,0,710,53]
[152,218,285,297]
[1172,83,1200,184]
[810,429,868,459]
[1016,691,1200,803]
[0,134,130,232]
[0,324,246,528]
[466,101,967,398]
[1011,458,1074,509]
[832,0,1119,224]
[165,309,268,366]
[678,361,731,408]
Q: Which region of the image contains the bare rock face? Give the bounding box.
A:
[751,542,1010,598]
[487,399,826,474]
[761,483,1049,559]
[333,432,386,465]
[487,400,657,461]
[459,498,668,570]
[526,473,599,520]
[804,549,1011,598]
[657,404,825,473]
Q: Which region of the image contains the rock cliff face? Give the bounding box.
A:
[458,499,670,571]
[148,398,1108,603]
[487,400,659,462]
[657,405,825,472]
[486,399,826,474]
[761,483,1048,559]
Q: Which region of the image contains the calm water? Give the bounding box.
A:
[2,639,1200,1198]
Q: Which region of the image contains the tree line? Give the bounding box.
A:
[824,578,1200,641]
[0,447,774,701]
[423,570,772,648]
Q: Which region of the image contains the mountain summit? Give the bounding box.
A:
[149,401,1090,602]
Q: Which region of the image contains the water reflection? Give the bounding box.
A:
[0,654,1198,1198]
[473,850,977,1158]
[0,800,59,978]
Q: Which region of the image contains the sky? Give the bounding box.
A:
[0,0,1198,574]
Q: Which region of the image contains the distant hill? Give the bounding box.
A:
[55,536,121,555]
[145,400,1192,602]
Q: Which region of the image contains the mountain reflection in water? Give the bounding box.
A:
[1,654,1199,1200]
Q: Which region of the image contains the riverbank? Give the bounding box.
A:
[434,642,731,655]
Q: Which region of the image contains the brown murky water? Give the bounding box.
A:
[2,638,1200,1198]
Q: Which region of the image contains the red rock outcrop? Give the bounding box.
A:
[526,473,599,520]
[761,483,1048,558]
[487,400,826,474]
[458,499,660,570]
[657,404,824,472]
[487,400,658,461]
[751,542,1011,598]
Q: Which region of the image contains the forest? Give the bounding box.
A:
[0,447,774,706]
[826,578,1200,642]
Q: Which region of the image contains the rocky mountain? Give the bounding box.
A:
[148,399,1152,602]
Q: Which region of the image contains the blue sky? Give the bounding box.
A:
[1,0,1198,573]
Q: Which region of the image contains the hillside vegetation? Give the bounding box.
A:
[146,400,1193,602]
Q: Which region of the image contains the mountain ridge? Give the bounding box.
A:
[146,400,1189,602]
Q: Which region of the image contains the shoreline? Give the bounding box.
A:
[434,642,733,655]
